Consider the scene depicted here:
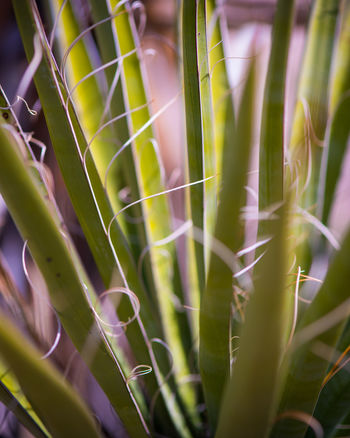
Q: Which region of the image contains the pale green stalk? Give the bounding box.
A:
[198,0,216,267]
[288,0,340,210]
[87,0,157,287]
[182,0,205,294]
[319,0,350,225]
[271,223,350,437]
[0,312,101,438]
[206,0,235,185]
[0,123,149,437]
[200,63,255,432]
[49,0,123,216]
[259,0,295,212]
[108,0,198,426]
[216,203,288,438]
[12,2,169,411]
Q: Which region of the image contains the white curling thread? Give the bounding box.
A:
[31,2,151,416]
[233,251,266,279]
[107,176,215,258]
[131,1,147,37]
[41,313,62,360]
[104,91,181,189]
[30,10,180,431]
[285,266,301,352]
[87,102,149,153]
[100,63,122,125]
[27,136,47,164]
[126,364,153,384]
[149,337,175,424]
[236,238,271,257]
[297,206,340,250]
[59,11,127,76]
[15,33,42,109]
[137,220,192,277]
[49,0,68,48]
[98,287,140,330]
[22,241,62,359]
[64,49,137,108]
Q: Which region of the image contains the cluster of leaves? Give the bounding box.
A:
[0,0,349,437]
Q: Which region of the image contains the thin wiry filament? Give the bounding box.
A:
[244,185,259,203]
[29,7,150,430]
[63,49,137,108]
[59,10,127,77]
[49,0,68,48]
[131,1,147,37]
[285,266,301,352]
[213,75,252,112]
[104,91,181,189]
[209,39,224,54]
[87,102,150,155]
[1,95,65,226]
[300,98,324,147]
[287,253,297,275]
[292,272,322,285]
[15,33,42,107]
[322,345,350,387]
[22,242,53,309]
[80,285,140,338]
[27,136,47,164]
[233,287,246,323]
[149,337,176,426]
[111,0,130,14]
[230,335,240,368]
[79,284,150,434]
[107,176,214,237]
[236,238,271,258]
[297,206,340,250]
[126,364,153,385]
[0,96,37,116]
[98,287,140,330]
[29,5,186,419]
[274,411,323,438]
[27,161,54,200]
[233,251,266,279]
[231,335,240,352]
[207,4,225,40]
[63,350,79,378]
[209,54,258,79]
[293,97,315,199]
[172,217,255,290]
[41,313,62,360]
[22,241,62,359]
[141,137,166,182]
[292,296,350,351]
[137,220,192,278]
[1,124,30,161]
[95,318,149,432]
[100,63,122,125]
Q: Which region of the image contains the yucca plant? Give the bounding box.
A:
[0,0,350,437]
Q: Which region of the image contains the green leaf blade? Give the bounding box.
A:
[199,63,255,432]
[0,312,101,438]
[271,226,350,438]
[216,202,289,438]
[0,123,149,437]
[259,0,295,212]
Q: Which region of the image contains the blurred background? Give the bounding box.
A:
[1,1,350,436]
